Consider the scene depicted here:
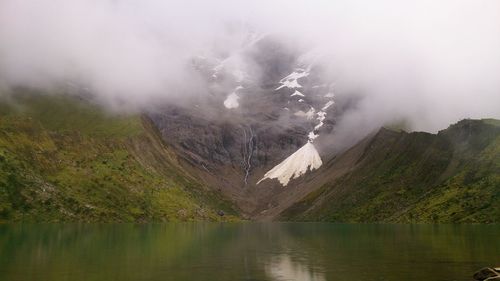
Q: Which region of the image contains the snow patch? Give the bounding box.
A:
[275,68,310,90]
[224,85,244,109]
[291,90,305,97]
[276,79,302,90]
[224,92,240,109]
[281,69,310,81]
[257,142,322,186]
[322,100,334,111]
[308,131,319,140]
[314,111,327,130]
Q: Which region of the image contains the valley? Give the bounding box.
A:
[1,90,498,223]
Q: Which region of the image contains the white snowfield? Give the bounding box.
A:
[257,142,322,186]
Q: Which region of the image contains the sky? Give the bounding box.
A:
[0,0,499,135]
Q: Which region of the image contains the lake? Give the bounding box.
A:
[0,223,498,281]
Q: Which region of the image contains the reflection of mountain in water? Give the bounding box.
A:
[266,254,325,281]
[1,223,500,281]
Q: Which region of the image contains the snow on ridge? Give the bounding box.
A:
[258,65,337,187]
[322,100,334,111]
[275,68,310,90]
[281,69,309,81]
[314,111,327,130]
[291,90,305,97]
[257,142,322,186]
[308,131,319,141]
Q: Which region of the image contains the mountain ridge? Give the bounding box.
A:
[0,91,498,223]
[279,119,500,223]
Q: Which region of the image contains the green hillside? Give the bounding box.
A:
[1,89,498,223]
[280,119,500,223]
[0,90,238,222]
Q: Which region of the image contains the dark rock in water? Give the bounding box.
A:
[473,267,500,281]
[217,210,225,217]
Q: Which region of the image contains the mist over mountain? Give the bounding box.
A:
[1,0,499,131]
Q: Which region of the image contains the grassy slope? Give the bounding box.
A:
[0,91,238,222]
[280,119,500,223]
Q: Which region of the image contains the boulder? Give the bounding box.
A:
[474,267,500,281]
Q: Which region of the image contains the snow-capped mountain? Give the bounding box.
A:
[148,34,339,217]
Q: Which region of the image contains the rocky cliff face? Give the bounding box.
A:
[148,35,340,217]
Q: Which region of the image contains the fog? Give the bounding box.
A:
[1,0,499,136]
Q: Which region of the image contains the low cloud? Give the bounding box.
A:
[0,0,499,135]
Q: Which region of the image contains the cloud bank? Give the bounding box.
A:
[0,0,499,134]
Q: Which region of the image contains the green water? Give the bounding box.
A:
[0,223,498,281]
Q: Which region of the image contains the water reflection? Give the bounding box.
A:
[266,254,325,281]
[0,223,498,281]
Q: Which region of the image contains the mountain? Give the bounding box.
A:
[149,35,341,218]
[279,119,500,223]
[0,35,498,223]
[146,35,499,223]
[0,90,238,222]
[1,90,498,223]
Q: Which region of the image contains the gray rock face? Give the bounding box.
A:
[148,105,308,181]
[151,37,321,174]
[146,35,344,216]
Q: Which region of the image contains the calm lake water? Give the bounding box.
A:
[0,223,498,281]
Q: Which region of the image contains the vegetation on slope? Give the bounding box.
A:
[0,90,238,222]
[280,119,500,223]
